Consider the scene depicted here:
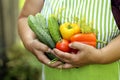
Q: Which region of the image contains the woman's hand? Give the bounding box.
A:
[27,39,62,68]
[18,0,63,68]
[53,34,120,69]
[53,42,103,69]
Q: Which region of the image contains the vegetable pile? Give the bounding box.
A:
[27,13,97,61]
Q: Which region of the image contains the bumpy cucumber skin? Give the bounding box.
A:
[35,13,49,33]
[28,14,55,49]
[48,15,61,43]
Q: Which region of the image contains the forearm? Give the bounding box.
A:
[18,18,36,50]
[100,34,120,63]
[18,0,44,50]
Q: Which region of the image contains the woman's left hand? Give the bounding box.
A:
[53,42,103,69]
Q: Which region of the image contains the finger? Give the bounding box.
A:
[57,63,74,69]
[34,50,62,68]
[34,50,51,65]
[48,61,63,68]
[53,49,73,63]
[69,42,87,50]
[31,39,50,52]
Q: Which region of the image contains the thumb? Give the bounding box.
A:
[69,42,87,50]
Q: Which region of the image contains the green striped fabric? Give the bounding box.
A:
[41,0,120,80]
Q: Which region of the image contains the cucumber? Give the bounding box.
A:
[48,15,62,43]
[45,52,58,60]
[27,13,60,60]
[28,14,55,49]
[35,13,49,34]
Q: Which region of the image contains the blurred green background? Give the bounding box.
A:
[0,0,42,80]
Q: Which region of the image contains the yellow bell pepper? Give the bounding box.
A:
[60,22,80,41]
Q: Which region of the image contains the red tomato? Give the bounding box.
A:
[56,39,70,52]
[70,48,78,54]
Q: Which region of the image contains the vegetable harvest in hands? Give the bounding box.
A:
[56,20,97,53]
[27,13,99,63]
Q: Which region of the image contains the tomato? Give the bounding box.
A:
[56,39,70,52]
[60,22,80,41]
[70,48,78,54]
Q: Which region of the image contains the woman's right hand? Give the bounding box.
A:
[27,39,62,68]
[18,0,62,68]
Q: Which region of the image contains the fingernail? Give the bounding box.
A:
[58,65,63,69]
[69,43,72,47]
[46,48,52,53]
[48,61,51,64]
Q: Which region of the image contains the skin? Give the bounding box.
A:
[53,35,120,69]
[18,0,62,68]
[18,0,120,69]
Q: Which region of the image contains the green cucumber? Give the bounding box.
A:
[48,15,62,43]
[35,13,49,34]
[28,14,55,49]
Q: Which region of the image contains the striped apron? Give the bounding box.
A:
[41,0,120,80]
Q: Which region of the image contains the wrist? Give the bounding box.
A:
[89,49,105,64]
[21,39,33,52]
[93,48,113,64]
[94,49,106,64]
[21,35,37,53]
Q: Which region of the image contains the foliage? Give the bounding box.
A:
[4,42,42,80]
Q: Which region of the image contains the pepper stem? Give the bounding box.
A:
[67,25,72,29]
